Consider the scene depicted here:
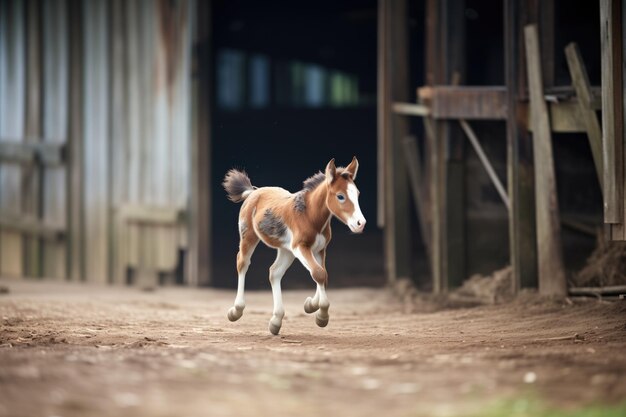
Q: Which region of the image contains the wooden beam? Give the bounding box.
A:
[0,141,66,166]
[419,86,508,119]
[118,205,186,226]
[600,0,624,232]
[524,24,567,297]
[459,120,510,210]
[0,213,65,240]
[565,42,603,192]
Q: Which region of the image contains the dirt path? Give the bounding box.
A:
[0,280,625,417]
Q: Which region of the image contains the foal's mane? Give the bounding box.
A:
[301,171,326,192]
[300,167,350,193]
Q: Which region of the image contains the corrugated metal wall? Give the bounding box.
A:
[0,0,194,284]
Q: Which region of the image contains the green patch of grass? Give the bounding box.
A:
[479,397,626,417]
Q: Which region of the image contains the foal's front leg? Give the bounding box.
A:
[303,248,325,314]
[268,249,294,335]
[295,246,330,328]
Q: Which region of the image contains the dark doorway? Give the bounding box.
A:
[210,0,384,289]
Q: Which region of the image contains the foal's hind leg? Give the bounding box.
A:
[227,231,259,322]
[268,249,295,335]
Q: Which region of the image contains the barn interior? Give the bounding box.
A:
[1,1,625,416]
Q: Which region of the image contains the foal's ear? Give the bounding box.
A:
[346,156,359,180]
[325,158,337,183]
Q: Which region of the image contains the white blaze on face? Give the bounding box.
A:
[346,183,367,233]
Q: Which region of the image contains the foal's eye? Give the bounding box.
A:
[337,194,346,203]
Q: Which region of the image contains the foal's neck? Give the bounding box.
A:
[306,183,331,231]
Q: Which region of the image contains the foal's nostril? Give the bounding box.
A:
[357,220,362,227]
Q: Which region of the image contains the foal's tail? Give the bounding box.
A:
[223,169,255,203]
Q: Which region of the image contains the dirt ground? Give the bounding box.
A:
[0,280,625,417]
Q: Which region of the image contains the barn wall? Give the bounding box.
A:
[0,0,196,284]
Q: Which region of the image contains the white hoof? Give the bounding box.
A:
[269,320,281,335]
[304,297,319,314]
[315,313,329,328]
[227,306,243,322]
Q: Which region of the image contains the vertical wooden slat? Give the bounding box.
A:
[524,24,566,297]
[600,0,624,235]
[68,0,83,281]
[425,0,442,292]
[124,0,141,276]
[42,0,68,280]
[83,0,109,283]
[506,0,537,293]
[110,0,127,284]
[189,0,212,286]
[0,0,26,278]
[23,0,42,277]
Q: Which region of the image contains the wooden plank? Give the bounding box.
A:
[42,0,69,280]
[421,86,508,120]
[83,0,110,283]
[0,213,65,240]
[118,205,186,225]
[124,0,141,274]
[565,42,603,191]
[151,1,177,274]
[392,102,430,117]
[0,0,26,278]
[110,0,127,284]
[23,0,42,277]
[600,0,623,228]
[68,0,84,282]
[168,0,193,279]
[524,24,567,297]
[0,141,66,165]
[188,0,211,286]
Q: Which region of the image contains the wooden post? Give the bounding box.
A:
[188,0,211,285]
[600,0,624,239]
[565,43,603,191]
[424,0,466,292]
[524,24,566,297]
[379,0,411,284]
[505,0,537,292]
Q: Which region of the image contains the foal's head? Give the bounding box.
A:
[324,157,367,233]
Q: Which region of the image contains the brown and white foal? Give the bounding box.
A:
[222,157,366,335]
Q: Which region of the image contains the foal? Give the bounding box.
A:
[222,157,366,335]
